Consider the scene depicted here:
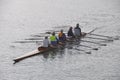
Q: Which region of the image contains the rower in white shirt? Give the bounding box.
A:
[42,36,50,47]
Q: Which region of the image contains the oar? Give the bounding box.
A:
[74,48,91,54]
[31,35,45,37]
[89,33,112,38]
[14,40,42,43]
[87,27,98,34]
[80,40,107,46]
[45,32,52,34]
[66,46,91,54]
[45,30,60,34]
[79,44,98,50]
[45,31,67,35]
[88,33,119,40]
[25,38,43,40]
[31,32,60,37]
[85,36,113,42]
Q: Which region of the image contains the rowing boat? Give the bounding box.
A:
[13,32,87,63]
[13,27,98,63]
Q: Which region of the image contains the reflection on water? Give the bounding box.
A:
[42,41,77,60]
[42,48,65,59]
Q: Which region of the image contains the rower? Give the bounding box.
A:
[38,36,50,51]
[42,36,50,47]
[50,32,58,46]
[58,29,66,43]
[67,27,75,38]
[74,23,82,37]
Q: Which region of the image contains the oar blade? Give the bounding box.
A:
[86,51,91,54]
[93,48,98,50]
[100,44,107,46]
[113,37,119,40]
[107,39,114,42]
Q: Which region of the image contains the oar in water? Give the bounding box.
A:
[25,38,43,40]
[31,35,45,37]
[79,44,98,50]
[14,40,42,43]
[45,31,59,34]
[45,32,52,34]
[85,36,113,42]
[80,40,107,46]
[74,48,91,54]
[89,33,112,38]
[66,46,91,54]
[88,33,119,40]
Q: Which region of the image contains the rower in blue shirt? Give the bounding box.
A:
[58,29,66,43]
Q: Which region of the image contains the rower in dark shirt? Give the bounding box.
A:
[58,29,66,43]
[67,27,75,38]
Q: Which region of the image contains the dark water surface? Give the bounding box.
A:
[0,0,120,80]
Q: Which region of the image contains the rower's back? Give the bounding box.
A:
[42,36,49,47]
[74,23,81,37]
[50,32,58,46]
[58,29,66,42]
[67,27,75,38]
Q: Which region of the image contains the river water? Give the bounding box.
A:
[0,0,120,80]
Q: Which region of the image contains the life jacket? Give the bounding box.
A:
[58,32,66,42]
[50,36,57,41]
[58,32,63,37]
